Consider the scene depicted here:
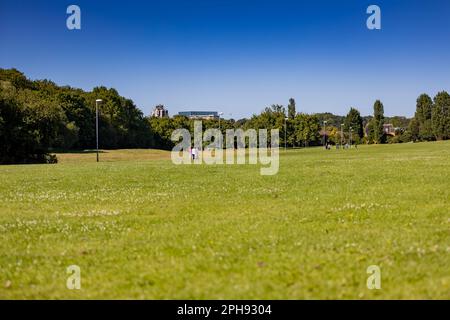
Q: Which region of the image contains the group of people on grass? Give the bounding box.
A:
[324,143,357,150]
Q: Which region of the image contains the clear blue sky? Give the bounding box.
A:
[1,0,449,119]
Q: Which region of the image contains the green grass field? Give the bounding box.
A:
[0,142,449,299]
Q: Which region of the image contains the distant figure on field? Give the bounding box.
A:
[192,147,197,160]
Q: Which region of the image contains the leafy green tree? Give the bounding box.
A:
[1,68,156,157]
[387,116,410,129]
[292,114,320,147]
[0,92,55,163]
[372,100,385,144]
[148,117,177,149]
[58,92,93,148]
[288,98,296,120]
[366,120,375,144]
[415,94,434,141]
[344,107,364,143]
[15,89,68,149]
[408,118,420,142]
[314,112,345,128]
[0,68,34,89]
[431,91,450,140]
[244,105,285,146]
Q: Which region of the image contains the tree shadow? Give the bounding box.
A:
[50,149,108,154]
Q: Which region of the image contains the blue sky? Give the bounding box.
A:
[1,0,449,119]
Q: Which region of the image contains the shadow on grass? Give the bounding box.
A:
[50,149,109,154]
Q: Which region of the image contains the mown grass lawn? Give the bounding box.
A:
[0,142,449,299]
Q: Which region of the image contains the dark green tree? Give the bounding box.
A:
[431,91,450,140]
[408,118,420,142]
[288,98,296,120]
[366,120,375,144]
[373,100,385,144]
[344,107,364,143]
[0,93,55,163]
[292,114,320,147]
[58,92,93,148]
[415,94,434,141]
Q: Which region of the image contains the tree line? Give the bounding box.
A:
[409,93,450,142]
[1,68,449,164]
[1,69,153,163]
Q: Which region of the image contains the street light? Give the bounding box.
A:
[285,117,288,151]
[95,99,103,162]
[350,127,353,147]
[323,120,328,148]
[218,112,224,149]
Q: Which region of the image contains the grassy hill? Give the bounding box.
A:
[0,142,449,299]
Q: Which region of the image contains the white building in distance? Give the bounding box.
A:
[152,105,169,118]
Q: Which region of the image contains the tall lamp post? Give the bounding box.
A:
[350,127,353,147]
[218,112,224,149]
[323,120,327,148]
[95,99,103,162]
[284,117,288,151]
